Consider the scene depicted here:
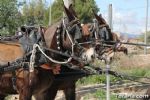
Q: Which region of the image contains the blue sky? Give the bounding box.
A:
[95,0,150,35]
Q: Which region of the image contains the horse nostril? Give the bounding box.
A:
[91,55,95,59]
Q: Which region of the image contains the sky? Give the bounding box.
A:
[18,0,150,35]
[95,0,150,35]
[48,0,150,35]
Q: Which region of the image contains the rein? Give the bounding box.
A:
[0,34,24,41]
[62,18,75,57]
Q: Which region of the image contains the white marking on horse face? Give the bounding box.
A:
[82,47,95,63]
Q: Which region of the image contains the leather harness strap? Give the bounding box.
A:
[40,64,61,74]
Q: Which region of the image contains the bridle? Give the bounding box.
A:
[55,18,86,60]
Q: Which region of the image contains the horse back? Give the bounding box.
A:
[0,42,24,64]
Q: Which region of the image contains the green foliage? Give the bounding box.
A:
[51,0,64,23]
[94,90,125,100]
[125,68,150,80]
[77,74,122,86]
[22,0,47,25]
[74,0,99,23]
[82,89,126,100]
[50,0,99,24]
[144,70,150,77]
[0,0,22,35]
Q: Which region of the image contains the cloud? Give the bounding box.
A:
[100,7,149,35]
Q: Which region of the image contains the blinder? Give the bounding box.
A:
[55,18,85,58]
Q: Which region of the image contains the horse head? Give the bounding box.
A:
[43,5,96,67]
[18,26,42,54]
[91,11,128,63]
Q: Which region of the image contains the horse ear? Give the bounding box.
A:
[92,10,101,23]
[92,10,106,25]
[69,4,78,18]
[99,14,107,24]
[64,4,75,22]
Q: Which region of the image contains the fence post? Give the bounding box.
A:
[106,4,113,100]
[106,63,110,100]
[144,0,149,54]
[108,4,113,30]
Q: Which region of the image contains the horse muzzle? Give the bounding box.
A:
[81,47,96,64]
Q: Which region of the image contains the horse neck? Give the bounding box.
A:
[44,21,62,49]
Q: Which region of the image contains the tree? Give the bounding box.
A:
[0,0,22,35]
[74,0,99,23]
[49,0,99,24]
[22,0,47,25]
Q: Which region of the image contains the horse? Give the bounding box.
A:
[90,11,128,63]
[0,4,96,100]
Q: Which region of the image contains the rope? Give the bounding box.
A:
[31,44,73,64]
[62,18,75,59]
[29,44,37,72]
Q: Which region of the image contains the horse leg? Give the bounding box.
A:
[0,94,6,100]
[34,92,48,100]
[63,83,76,100]
[45,84,59,100]
[18,79,32,100]
[18,71,33,100]
[34,87,58,100]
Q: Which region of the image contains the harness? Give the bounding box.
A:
[0,18,89,91]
